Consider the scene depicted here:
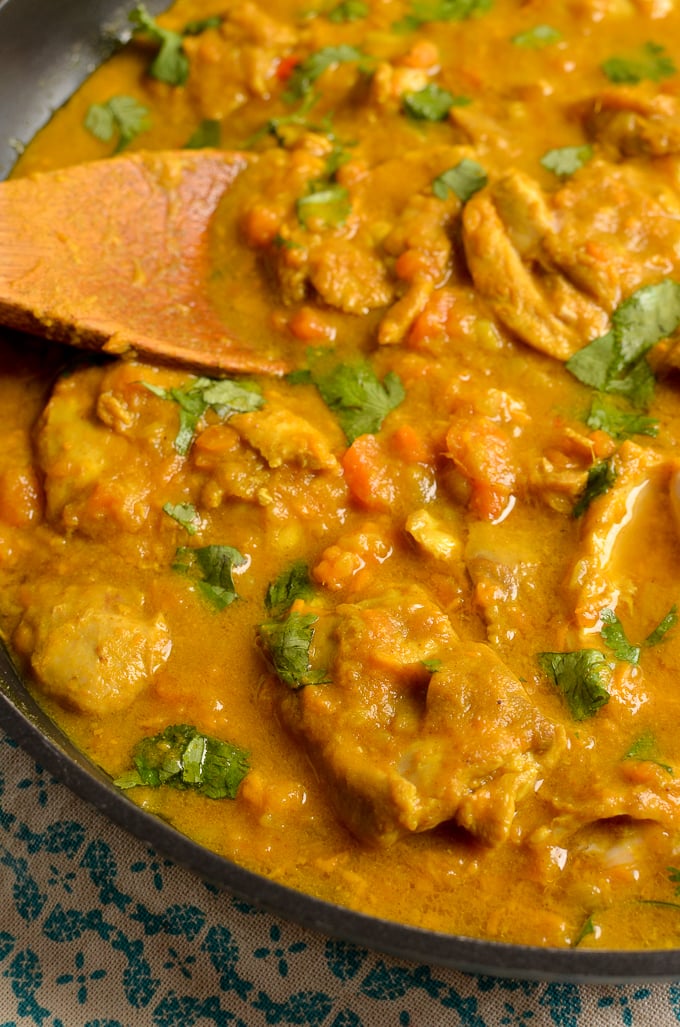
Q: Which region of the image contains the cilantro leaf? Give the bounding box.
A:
[574,916,596,947]
[327,0,368,21]
[421,658,443,673]
[297,184,351,228]
[585,395,658,440]
[163,502,200,535]
[173,545,247,610]
[566,281,680,406]
[115,724,249,798]
[602,42,676,84]
[669,867,680,895]
[284,45,366,101]
[538,650,611,720]
[258,611,328,688]
[644,604,678,647]
[312,361,405,443]
[130,4,189,85]
[572,457,617,518]
[433,159,487,202]
[143,375,264,455]
[624,731,673,775]
[84,95,150,152]
[540,144,593,179]
[265,561,315,618]
[600,608,640,664]
[402,84,468,121]
[184,118,221,149]
[512,24,561,48]
[394,0,492,31]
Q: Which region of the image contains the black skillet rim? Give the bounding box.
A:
[1,0,679,984]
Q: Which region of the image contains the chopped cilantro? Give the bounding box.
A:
[669,868,680,895]
[623,732,673,775]
[114,724,249,798]
[567,281,680,407]
[512,24,561,48]
[297,184,351,228]
[283,44,366,101]
[421,658,443,673]
[312,361,405,443]
[184,118,221,149]
[130,4,189,85]
[143,375,263,455]
[585,395,658,440]
[258,611,328,688]
[433,159,487,202]
[84,95,150,152]
[402,84,468,121]
[600,608,640,664]
[600,605,677,663]
[265,561,315,618]
[326,0,368,21]
[538,649,611,720]
[644,604,678,647]
[163,502,200,535]
[602,42,676,84]
[394,0,492,31]
[129,7,220,85]
[572,458,617,518]
[173,545,247,610]
[540,144,593,179]
[573,915,596,947]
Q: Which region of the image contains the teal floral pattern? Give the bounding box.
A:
[0,729,679,1026]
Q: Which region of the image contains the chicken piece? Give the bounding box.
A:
[567,441,669,632]
[15,583,171,715]
[275,586,563,845]
[307,238,394,315]
[405,508,463,565]
[231,404,341,471]
[581,87,680,158]
[462,171,608,359]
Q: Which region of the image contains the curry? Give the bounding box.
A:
[3,0,680,950]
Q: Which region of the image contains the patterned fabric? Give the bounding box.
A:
[1,728,680,1026]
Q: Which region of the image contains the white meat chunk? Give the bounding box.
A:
[16,583,171,715]
[276,586,563,846]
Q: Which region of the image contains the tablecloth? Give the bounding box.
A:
[2,726,680,1027]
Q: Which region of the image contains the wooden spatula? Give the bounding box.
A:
[0,149,290,376]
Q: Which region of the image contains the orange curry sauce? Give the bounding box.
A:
[4,0,680,948]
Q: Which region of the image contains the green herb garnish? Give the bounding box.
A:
[540,144,593,179]
[402,84,468,121]
[129,6,221,85]
[184,118,221,148]
[623,732,673,775]
[326,0,368,21]
[585,395,658,440]
[312,361,405,443]
[143,375,264,455]
[572,458,617,518]
[394,0,492,31]
[602,42,676,84]
[512,24,561,48]
[265,561,315,618]
[433,159,487,202]
[173,545,247,609]
[258,612,328,688]
[115,724,249,798]
[538,649,611,720]
[600,608,641,663]
[421,658,443,673]
[297,184,351,228]
[163,502,200,535]
[283,44,366,101]
[573,915,596,947]
[567,281,680,406]
[84,96,150,152]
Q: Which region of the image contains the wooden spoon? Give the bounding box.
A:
[0,149,290,376]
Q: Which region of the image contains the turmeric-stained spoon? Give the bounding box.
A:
[0,149,290,376]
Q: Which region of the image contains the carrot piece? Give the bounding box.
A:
[342,435,395,510]
[390,424,431,464]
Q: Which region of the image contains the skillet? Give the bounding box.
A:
[1,0,680,982]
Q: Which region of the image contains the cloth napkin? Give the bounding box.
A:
[1,726,680,1027]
